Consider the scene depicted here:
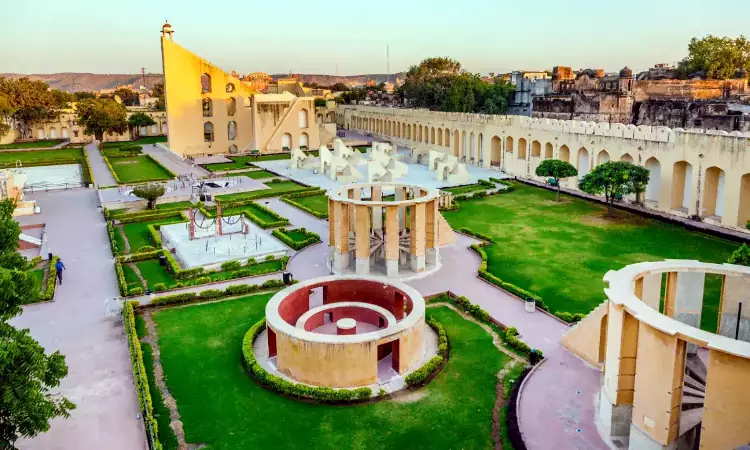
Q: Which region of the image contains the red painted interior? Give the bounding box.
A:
[267,328,277,357]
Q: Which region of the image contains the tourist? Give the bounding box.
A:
[55,258,66,285]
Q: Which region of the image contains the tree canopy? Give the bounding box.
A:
[678,35,750,79]
[578,161,649,216]
[110,87,140,106]
[0,77,66,139]
[128,112,156,137]
[132,183,165,209]
[150,83,165,111]
[535,159,578,201]
[728,244,750,267]
[75,98,128,142]
[0,199,74,448]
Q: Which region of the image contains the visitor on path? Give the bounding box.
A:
[55,258,66,285]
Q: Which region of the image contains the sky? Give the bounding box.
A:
[2,0,749,77]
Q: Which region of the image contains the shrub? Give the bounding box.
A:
[231,269,252,279]
[553,311,586,323]
[221,260,242,271]
[42,255,59,301]
[405,356,443,386]
[246,258,257,266]
[129,287,144,296]
[195,276,211,284]
[272,228,322,250]
[116,210,186,225]
[264,255,275,262]
[137,245,156,253]
[151,292,198,306]
[459,227,494,243]
[224,284,257,296]
[199,289,224,299]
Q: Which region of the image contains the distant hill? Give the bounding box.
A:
[0,72,404,92]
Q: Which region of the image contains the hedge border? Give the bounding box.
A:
[204,201,290,229]
[0,156,94,186]
[39,255,59,301]
[215,185,319,204]
[279,189,328,219]
[241,318,373,403]
[271,227,321,250]
[123,302,164,450]
[144,278,289,307]
[102,152,176,185]
[404,316,448,386]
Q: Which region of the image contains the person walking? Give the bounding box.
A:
[55,258,66,285]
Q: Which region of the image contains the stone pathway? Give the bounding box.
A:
[12,189,145,450]
[83,142,117,187]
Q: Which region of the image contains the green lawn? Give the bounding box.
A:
[153,295,507,450]
[122,264,144,291]
[283,229,312,241]
[0,139,63,150]
[108,155,174,183]
[136,260,177,291]
[29,269,45,293]
[443,183,738,331]
[0,148,84,164]
[156,201,193,211]
[216,181,307,201]
[102,136,168,148]
[138,259,284,291]
[445,183,492,195]
[101,146,143,158]
[287,194,329,217]
[223,203,284,226]
[224,170,277,179]
[141,343,179,450]
[122,216,186,252]
[204,155,290,172]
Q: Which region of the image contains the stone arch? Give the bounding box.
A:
[139,125,147,136]
[620,153,634,162]
[402,123,406,138]
[738,174,750,227]
[227,97,236,116]
[227,121,237,140]
[316,113,323,125]
[444,129,450,147]
[577,147,590,176]
[437,128,443,146]
[453,130,460,157]
[703,166,725,217]
[470,132,476,161]
[150,124,158,135]
[61,127,69,139]
[462,131,468,159]
[418,125,423,142]
[559,145,570,162]
[671,161,693,210]
[491,136,502,166]
[505,136,514,154]
[431,127,436,144]
[162,122,168,134]
[596,150,610,166]
[49,127,57,139]
[518,138,527,160]
[598,314,608,364]
[229,144,238,154]
[327,112,335,123]
[544,142,553,159]
[407,124,412,140]
[298,109,308,128]
[531,140,541,157]
[203,122,214,142]
[478,133,484,163]
[644,157,662,204]
[300,132,309,149]
[201,73,211,93]
[202,98,213,117]
[282,133,292,150]
[37,128,45,139]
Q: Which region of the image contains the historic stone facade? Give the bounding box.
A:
[338,105,750,232]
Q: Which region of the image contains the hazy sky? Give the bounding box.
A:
[2,0,749,76]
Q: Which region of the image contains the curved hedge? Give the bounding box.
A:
[404,316,448,386]
[241,319,372,402]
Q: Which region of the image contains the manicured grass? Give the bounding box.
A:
[283,229,311,241]
[0,139,63,150]
[0,148,84,164]
[134,314,148,339]
[29,269,45,293]
[108,155,174,183]
[445,183,491,195]
[216,181,307,201]
[102,136,168,148]
[156,201,193,211]
[138,259,284,291]
[287,193,329,217]
[223,203,282,225]
[122,216,186,252]
[141,343,179,450]
[122,264,144,291]
[101,146,143,158]
[154,296,507,449]
[204,155,290,172]
[136,260,177,291]
[443,183,737,330]
[224,170,277,179]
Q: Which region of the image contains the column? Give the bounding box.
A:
[216,202,223,236]
[628,324,686,449]
[395,186,406,230]
[188,208,196,240]
[371,185,383,232]
[385,206,399,277]
[598,302,639,438]
[328,198,335,260]
[425,199,438,266]
[634,272,661,310]
[355,204,370,274]
[664,271,705,354]
[718,274,750,342]
[409,203,426,273]
[333,201,349,271]
[699,349,750,449]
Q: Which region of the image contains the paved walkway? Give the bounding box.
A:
[12,190,145,450]
[142,144,209,178]
[83,142,116,187]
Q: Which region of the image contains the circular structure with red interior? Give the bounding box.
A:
[264,275,426,388]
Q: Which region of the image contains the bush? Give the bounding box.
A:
[264,255,275,262]
[195,276,211,284]
[242,319,372,402]
[137,245,156,253]
[553,312,586,323]
[221,260,242,271]
[272,228,321,250]
[116,210,186,225]
[459,227,494,243]
[42,255,59,301]
[224,284,257,296]
[404,317,447,386]
[246,258,257,266]
[151,292,198,306]
[199,289,224,299]
[129,287,144,296]
[153,283,167,292]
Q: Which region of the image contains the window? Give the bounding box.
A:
[73,130,79,137]
[201,73,211,93]
[227,121,237,140]
[226,83,235,93]
[202,98,213,117]
[226,97,236,116]
[229,144,238,154]
[204,122,214,142]
[298,109,308,128]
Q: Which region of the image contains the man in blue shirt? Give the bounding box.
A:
[55,258,66,285]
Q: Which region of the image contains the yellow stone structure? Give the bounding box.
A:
[159,22,332,157]
[0,169,36,216]
[561,260,750,450]
[327,183,455,278]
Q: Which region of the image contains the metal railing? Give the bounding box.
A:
[24,181,87,193]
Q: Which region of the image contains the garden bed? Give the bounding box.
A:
[280,190,328,219]
[215,181,313,202]
[271,227,321,250]
[104,153,175,184]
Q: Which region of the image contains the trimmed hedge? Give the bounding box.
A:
[459,227,494,243]
[242,319,372,402]
[122,302,164,450]
[41,256,59,301]
[272,227,321,250]
[149,279,289,307]
[203,201,290,229]
[279,189,328,219]
[404,317,448,386]
[217,186,320,205]
[115,210,187,225]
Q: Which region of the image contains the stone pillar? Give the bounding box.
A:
[395,186,406,230]
[598,302,639,439]
[385,206,399,277]
[188,208,196,240]
[628,324,686,450]
[409,203,426,273]
[336,318,357,336]
[718,274,750,342]
[371,185,383,232]
[355,204,370,274]
[216,202,223,236]
[699,349,750,449]
[425,199,438,266]
[664,271,704,354]
[333,201,349,271]
[634,273,661,310]
[328,198,335,260]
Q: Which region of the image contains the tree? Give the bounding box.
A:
[728,244,750,267]
[0,200,26,271]
[112,87,140,107]
[132,183,165,209]
[0,77,61,139]
[535,159,578,202]
[678,35,750,79]
[120,144,141,158]
[332,82,349,92]
[127,112,155,138]
[0,200,74,448]
[578,161,647,217]
[314,98,327,108]
[75,99,128,144]
[626,164,650,205]
[150,83,165,111]
[74,91,96,100]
